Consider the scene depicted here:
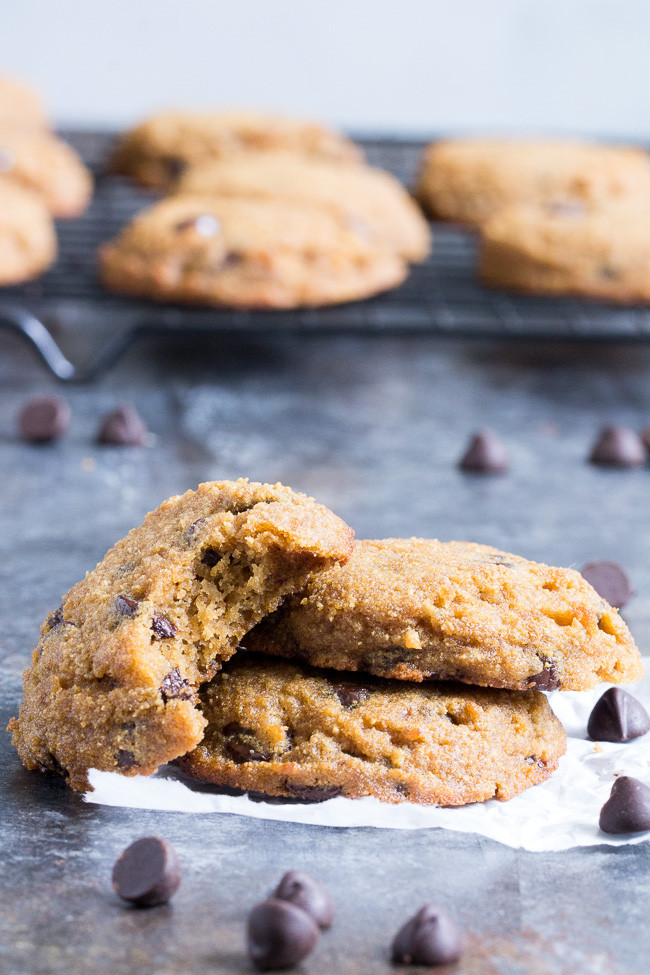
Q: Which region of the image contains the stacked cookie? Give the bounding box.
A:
[10,481,643,807]
[100,109,430,308]
[416,137,650,304]
[0,73,92,286]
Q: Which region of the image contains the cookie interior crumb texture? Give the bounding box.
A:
[9,480,354,791]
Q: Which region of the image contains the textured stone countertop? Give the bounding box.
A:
[1,327,650,974]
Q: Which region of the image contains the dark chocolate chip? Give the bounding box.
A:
[247,898,319,971]
[115,595,139,617]
[274,870,335,929]
[112,836,181,906]
[47,607,64,629]
[39,753,68,778]
[223,722,271,763]
[175,214,221,237]
[115,749,137,770]
[392,903,463,966]
[160,667,193,703]
[18,396,71,443]
[332,683,371,708]
[589,426,645,468]
[185,517,206,543]
[599,266,620,280]
[97,406,148,447]
[527,656,560,691]
[581,560,634,609]
[599,776,650,834]
[151,614,177,639]
[0,147,14,173]
[164,156,187,180]
[524,755,547,768]
[284,783,342,802]
[201,548,221,568]
[587,687,650,743]
[458,430,509,474]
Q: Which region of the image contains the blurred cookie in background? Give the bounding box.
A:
[0,181,56,285]
[0,74,48,131]
[0,129,92,218]
[112,109,364,190]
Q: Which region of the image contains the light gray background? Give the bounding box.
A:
[1,0,648,137]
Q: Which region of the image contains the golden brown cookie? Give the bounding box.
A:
[176,152,431,262]
[99,195,407,308]
[112,109,363,189]
[0,182,57,285]
[178,654,567,805]
[0,130,92,218]
[244,539,642,692]
[9,479,353,791]
[416,138,650,227]
[480,200,650,303]
[0,74,47,130]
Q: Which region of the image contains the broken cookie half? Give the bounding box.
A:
[9,479,353,790]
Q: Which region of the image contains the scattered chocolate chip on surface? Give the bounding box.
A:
[392,903,463,966]
[247,898,319,971]
[588,426,646,468]
[97,405,148,446]
[274,870,335,930]
[587,688,650,743]
[151,614,177,639]
[458,430,509,474]
[599,777,650,835]
[112,836,181,906]
[18,396,71,443]
[581,560,634,609]
[115,595,139,617]
[526,657,560,691]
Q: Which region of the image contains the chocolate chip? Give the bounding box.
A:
[0,147,15,173]
[581,560,634,609]
[223,722,271,763]
[185,517,206,543]
[47,607,64,629]
[18,396,71,443]
[164,156,186,180]
[160,667,193,703]
[599,266,620,280]
[332,683,371,708]
[599,776,650,834]
[201,548,221,568]
[115,595,139,617]
[587,688,650,743]
[284,783,342,802]
[151,614,177,639]
[458,430,509,474]
[527,656,560,691]
[589,426,646,468]
[112,836,181,906]
[274,870,335,930]
[524,755,547,768]
[247,898,319,971]
[97,406,148,447]
[175,214,221,237]
[115,749,137,770]
[392,904,463,966]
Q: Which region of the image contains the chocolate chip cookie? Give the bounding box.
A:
[0,130,92,218]
[244,539,642,692]
[112,109,363,189]
[0,74,47,130]
[177,655,567,805]
[9,480,353,791]
[99,195,407,308]
[480,200,650,303]
[0,182,57,285]
[416,138,650,227]
[176,152,431,262]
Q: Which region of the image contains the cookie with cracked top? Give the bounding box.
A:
[244,538,642,692]
[177,654,567,805]
[112,109,363,189]
[0,182,57,285]
[100,195,407,308]
[0,130,92,218]
[8,479,353,791]
[416,138,650,227]
[176,151,430,263]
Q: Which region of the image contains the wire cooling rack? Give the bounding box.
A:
[2,131,650,381]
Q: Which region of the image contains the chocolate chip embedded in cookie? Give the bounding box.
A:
[243,538,642,692]
[0,131,92,218]
[177,655,567,805]
[416,138,650,226]
[0,182,57,285]
[8,479,354,791]
[176,151,431,262]
[112,109,363,190]
[99,195,407,309]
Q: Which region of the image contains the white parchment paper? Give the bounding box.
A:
[85,659,650,852]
